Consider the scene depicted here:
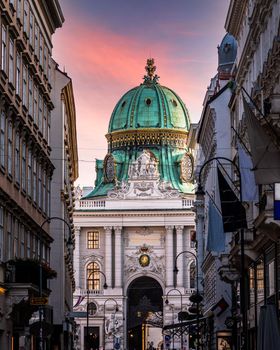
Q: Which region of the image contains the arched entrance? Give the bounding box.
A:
[127,277,163,350]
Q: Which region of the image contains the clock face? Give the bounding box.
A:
[139,254,150,267]
[104,154,115,183]
[181,153,193,182]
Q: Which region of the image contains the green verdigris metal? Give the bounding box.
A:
[85,59,194,199]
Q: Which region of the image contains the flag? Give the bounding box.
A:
[274,183,280,220]
[237,142,258,202]
[73,296,85,308]
[217,168,247,232]
[206,197,225,252]
[243,96,280,184]
[211,297,229,317]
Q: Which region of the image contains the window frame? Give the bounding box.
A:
[87,231,100,249]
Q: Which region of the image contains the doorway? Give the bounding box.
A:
[127,277,163,350]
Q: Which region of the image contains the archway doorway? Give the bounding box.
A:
[127,277,163,350]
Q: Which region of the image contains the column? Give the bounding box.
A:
[114,226,122,288]
[194,200,204,292]
[104,226,113,288]
[175,225,184,287]
[73,226,81,288]
[165,226,174,287]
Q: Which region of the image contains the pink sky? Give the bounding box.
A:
[53,0,230,186]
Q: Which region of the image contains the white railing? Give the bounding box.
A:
[79,289,104,296]
[79,200,106,209]
[182,199,193,208]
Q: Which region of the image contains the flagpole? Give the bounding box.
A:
[197,156,247,350]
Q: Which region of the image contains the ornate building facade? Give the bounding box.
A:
[0,1,78,349]
[73,60,197,350]
[224,1,280,349]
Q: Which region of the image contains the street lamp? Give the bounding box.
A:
[39,216,73,350]
[86,270,108,350]
[197,156,246,350]
[174,251,203,350]
[165,288,183,350]
[103,298,119,350]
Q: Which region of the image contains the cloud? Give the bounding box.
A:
[53,14,220,185]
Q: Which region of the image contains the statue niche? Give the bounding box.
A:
[128,150,159,180]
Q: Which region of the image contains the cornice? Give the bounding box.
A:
[235,0,276,85]
[106,128,188,149]
[62,80,79,180]
[225,0,248,37]
[74,211,195,218]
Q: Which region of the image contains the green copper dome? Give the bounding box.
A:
[108,83,190,132]
[84,59,194,199]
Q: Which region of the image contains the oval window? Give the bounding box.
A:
[145,98,152,106]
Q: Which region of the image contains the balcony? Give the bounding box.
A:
[5,258,57,289]
[76,198,194,211]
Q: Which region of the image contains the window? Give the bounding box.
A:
[47,176,50,216]
[88,302,97,316]
[17,0,22,21]
[9,0,15,9]
[43,102,47,139]
[23,0,29,36]
[87,231,100,249]
[21,141,26,190]
[28,73,33,117]
[190,261,196,289]
[26,230,30,258]
[14,219,19,257]
[42,169,46,213]
[43,45,47,72]
[38,163,42,208]
[39,33,43,66]
[22,64,27,107]
[249,266,255,306]
[0,206,3,261]
[268,260,275,297]
[34,22,39,58]
[256,260,264,303]
[86,262,100,290]
[33,156,37,203]
[38,93,42,131]
[7,213,12,260]
[16,52,21,95]
[9,38,14,84]
[32,235,36,258]
[33,83,38,124]
[47,53,51,83]
[7,121,13,176]
[47,110,50,144]
[29,11,34,47]
[1,26,7,72]
[20,224,25,258]
[15,132,20,183]
[27,148,32,197]
[0,112,5,168]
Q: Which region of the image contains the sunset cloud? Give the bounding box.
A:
[53,0,229,185]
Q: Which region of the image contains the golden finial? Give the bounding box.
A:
[145,58,156,78]
[144,58,159,84]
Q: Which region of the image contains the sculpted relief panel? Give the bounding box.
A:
[108,149,180,199]
[124,245,165,279]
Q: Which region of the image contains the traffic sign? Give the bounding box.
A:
[30,297,48,305]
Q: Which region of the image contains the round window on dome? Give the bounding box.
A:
[145,98,152,106]
[121,101,126,108]
[171,99,178,107]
